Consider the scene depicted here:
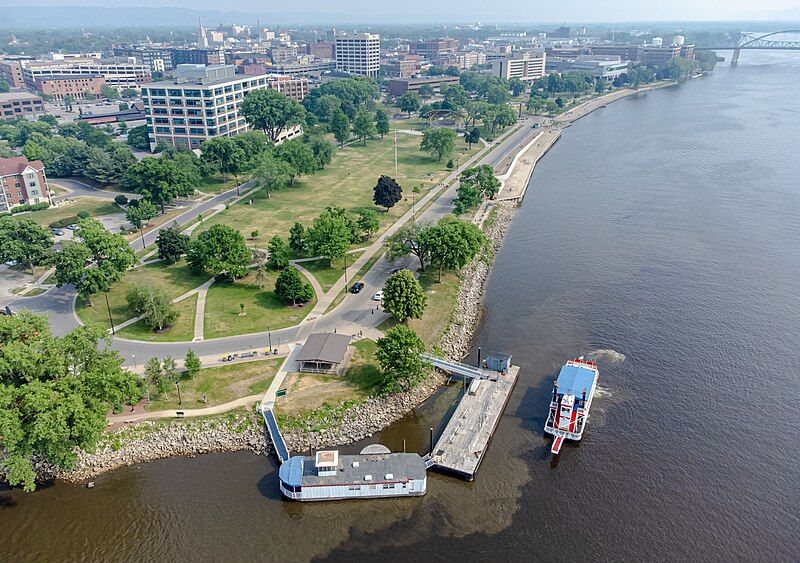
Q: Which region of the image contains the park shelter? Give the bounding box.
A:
[295,333,352,374]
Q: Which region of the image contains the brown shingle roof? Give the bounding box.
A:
[0,156,44,177]
[296,333,352,364]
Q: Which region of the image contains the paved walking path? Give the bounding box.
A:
[192,278,215,341]
[260,343,299,411]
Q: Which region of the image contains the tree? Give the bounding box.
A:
[200,137,246,183]
[508,77,526,97]
[373,175,403,211]
[125,284,178,331]
[491,105,517,133]
[329,109,350,147]
[233,130,271,164]
[357,209,380,240]
[126,124,150,151]
[0,217,52,274]
[156,224,189,263]
[0,78,9,93]
[63,95,74,112]
[308,135,335,169]
[144,356,163,389]
[187,224,251,280]
[267,235,289,270]
[54,218,135,305]
[254,152,294,198]
[0,312,142,491]
[352,109,377,146]
[288,222,308,255]
[374,108,390,139]
[424,215,487,281]
[383,270,427,321]
[485,84,510,105]
[453,181,482,214]
[101,85,119,100]
[306,209,352,266]
[442,84,469,110]
[121,157,195,213]
[420,127,457,161]
[184,349,201,379]
[274,266,313,306]
[241,89,305,143]
[121,88,139,99]
[125,197,157,247]
[386,223,430,272]
[418,84,434,99]
[376,325,427,393]
[465,100,488,127]
[465,127,481,149]
[274,139,316,182]
[397,91,421,117]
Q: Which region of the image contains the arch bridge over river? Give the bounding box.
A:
[696,30,800,64]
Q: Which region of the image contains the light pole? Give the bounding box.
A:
[104,292,115,335]
[175,380,182,405]
[139,225,146,249]
[394,131,398,176]
[268,327,272,352]
[343,253,348,285]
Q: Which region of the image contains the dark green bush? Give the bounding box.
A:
[10,202,50,214]
[49,216,78,228]
[76,210,90,219]
[114,194,129,206]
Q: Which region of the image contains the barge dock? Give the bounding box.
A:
[426,355,519,481]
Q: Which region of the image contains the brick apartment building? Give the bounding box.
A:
[0,156,49,213]
[0,92,45,120]
[0,58,26,88]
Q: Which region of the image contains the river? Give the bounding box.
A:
[3,52,799,562]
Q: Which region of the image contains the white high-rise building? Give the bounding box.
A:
[491,51,546,82]
[334,32,380,78]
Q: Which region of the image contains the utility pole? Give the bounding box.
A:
[104,292,115,335]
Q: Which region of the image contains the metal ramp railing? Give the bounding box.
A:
[422,353,488,380]
[262,408,290,464]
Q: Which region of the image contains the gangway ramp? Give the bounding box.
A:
[422,353,491,380]
[262,408,290,464]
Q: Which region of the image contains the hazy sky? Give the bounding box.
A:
[1,0,798,21]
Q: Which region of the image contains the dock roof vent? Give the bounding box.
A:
[385,473,394,480]
[364,474,373,481]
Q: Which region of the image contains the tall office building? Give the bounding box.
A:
[334,32,380,78]
[491,51,547,81]
[141,64,302,152]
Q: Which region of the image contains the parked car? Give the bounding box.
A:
[372,290,383,301]
[350,282,365,294]
[51,228,65,236]
[66,224,77,230]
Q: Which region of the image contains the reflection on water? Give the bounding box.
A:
[3,53,800,561]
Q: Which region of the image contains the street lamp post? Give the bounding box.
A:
[268,327,272,353]
[175,380,182,405]
[343,253,348,285]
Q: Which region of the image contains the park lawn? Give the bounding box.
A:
[117,294,197,342]
[200,132,481,244]
[203,270,316,339]
[76,261,210,328]
[144,357,283,411]
[379,269,461,349]
[28,197,120,227]
[198,174,241,195]
[298,251,364,293]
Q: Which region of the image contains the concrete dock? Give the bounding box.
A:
[429,365,519,480]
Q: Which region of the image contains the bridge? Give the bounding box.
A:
[696,30,800,65]
[421,352,492,380]
[262,408,290,464]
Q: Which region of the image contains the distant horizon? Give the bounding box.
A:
[1,2,800,28]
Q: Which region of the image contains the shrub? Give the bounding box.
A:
[10,202,50,214]
[114,194,129,206]
[76,210,90,219]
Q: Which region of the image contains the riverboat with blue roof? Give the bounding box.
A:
[544,357,600,454]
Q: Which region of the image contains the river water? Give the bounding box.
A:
[3,53,800,562]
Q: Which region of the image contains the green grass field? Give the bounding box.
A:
[199,132,480,244]
[76,261,210,328]
[145,357,283,411]
[117,294,197,342]
[299,251,364,293]
[203,270,316,339]
[29,197,120,227]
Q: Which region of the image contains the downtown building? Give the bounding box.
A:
[20,58,151,89]
[141,64,302,151]
[491,51,547,81]
[0,92,45,120]
[112,46,174,72]
[334,32,381,78]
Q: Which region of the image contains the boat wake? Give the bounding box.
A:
[586,349,626,363]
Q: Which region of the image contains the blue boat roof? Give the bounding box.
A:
[278,456,304,487]
[556,363,597,396]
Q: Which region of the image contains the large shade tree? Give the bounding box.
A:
[187,224,251,280]
[241,89,306,144]
[0,216,52,274]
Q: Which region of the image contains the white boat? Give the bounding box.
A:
[544,357,599,454]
